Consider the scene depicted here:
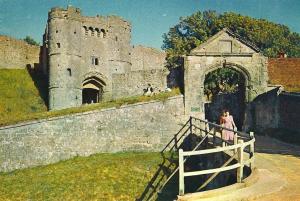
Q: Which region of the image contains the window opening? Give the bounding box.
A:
[67,68,72,76]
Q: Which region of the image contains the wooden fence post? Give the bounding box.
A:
[250,132,255,170]
[234,129,238,154]
[204,119,209,147]
[213,127,216,145]
[189,117,193,135]
[179,149,185,195]
[237,139,244,183]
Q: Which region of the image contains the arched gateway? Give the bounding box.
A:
[184,28,269,130]
[82,72,107,104]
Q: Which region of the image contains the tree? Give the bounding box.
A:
[162,10,300,70]
[23,36,40,46]
[204,68,243,100]
[163,10,300,95]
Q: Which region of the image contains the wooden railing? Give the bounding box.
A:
[178,117,255,195]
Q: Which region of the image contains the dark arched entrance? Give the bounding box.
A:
[82,77,105,104]
[204,67,246,130]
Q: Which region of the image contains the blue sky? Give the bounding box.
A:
[0,0,299,49]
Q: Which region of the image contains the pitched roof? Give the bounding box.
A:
[190,28,260,54]
[223,28,260,52]
[268,58,300,92]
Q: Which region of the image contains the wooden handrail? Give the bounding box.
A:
[178,118,255,196]
[191,116,250,138]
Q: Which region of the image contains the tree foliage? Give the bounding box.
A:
[204,68,243,100]
[23,36,40,46]
[162,10,300,69]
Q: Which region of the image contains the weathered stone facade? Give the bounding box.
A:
[42,6,167,110]
[184,29,270,130]
[252,89,300,133]
[0,96,185,172]
[0,35,40,69]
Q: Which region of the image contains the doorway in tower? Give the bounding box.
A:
[82,76,105,104]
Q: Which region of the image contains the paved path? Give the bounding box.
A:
[179,135,300,201]
[251,135,300,201]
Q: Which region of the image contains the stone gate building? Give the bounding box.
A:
[184,28,270,129]
[41,6,167,110]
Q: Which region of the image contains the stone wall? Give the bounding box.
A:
[0,96,186,172]
[252,89,300,133]
[0,35,40,69]
[131,45,166,71]
[112,46,168,99]
[279,92,300,131]
[112,69,168,99]
[45,6,168,110]
[252,87,280,132]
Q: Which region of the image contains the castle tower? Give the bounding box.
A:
[46,6,132,110]
[47,6,83,110]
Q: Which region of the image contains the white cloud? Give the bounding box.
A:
[162,13,167,17]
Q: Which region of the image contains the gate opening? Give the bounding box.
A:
[82,77,105,104]
[204,67,246,130]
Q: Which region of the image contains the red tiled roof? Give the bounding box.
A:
[268,58,300,92]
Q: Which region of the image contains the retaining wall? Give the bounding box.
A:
[0,96,186,172]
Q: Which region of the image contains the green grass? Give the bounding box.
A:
[0,152,177,201]
[0,69,48,125]
[0,69,181,126]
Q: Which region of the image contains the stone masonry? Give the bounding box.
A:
[42,6,167,110]
[0,96,185,172]
[184,28,270,130]
[0,35,40,69]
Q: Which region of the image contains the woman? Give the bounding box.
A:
[220,109,236,141]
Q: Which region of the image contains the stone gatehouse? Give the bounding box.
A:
[184,28,270,129]
[41,6,168,110]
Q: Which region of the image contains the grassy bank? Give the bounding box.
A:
[0,88,180,126]
[0,69,48,125]
[0,152,177,201]
[0,69,181,126]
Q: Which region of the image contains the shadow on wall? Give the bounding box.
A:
[26,63,49,109]
[251,87,281,133]
[252,87,300,147]
[167,66,184,94]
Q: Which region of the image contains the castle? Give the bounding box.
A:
[41,6,167,110]
[0,6,300,174]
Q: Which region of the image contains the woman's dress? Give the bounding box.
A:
[222,115,235,141]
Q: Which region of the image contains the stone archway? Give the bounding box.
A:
[82,76,106,104]
[183,29,269,130]
[203,64,248,129]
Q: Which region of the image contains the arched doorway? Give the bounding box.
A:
[82,77,105,104]
[203,65,248,130]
